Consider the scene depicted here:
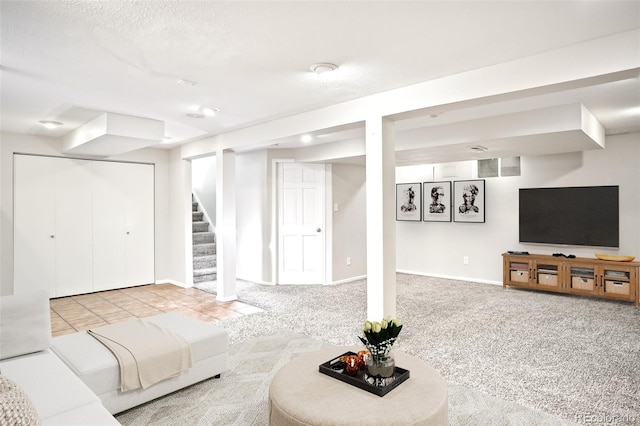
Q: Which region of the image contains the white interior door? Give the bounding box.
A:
[278,162,325,284]
[14,154,57,295]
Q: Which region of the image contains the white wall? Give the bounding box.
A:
[0,132,179,295]
[236,150,271,283]
[331,163,367,282]
[191,155,217,230]
[396,134,640,284]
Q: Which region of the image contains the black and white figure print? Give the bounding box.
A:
[396,183,421,221]
[453,180,485,223]
[423,181,451,222]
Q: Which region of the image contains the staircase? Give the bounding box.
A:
[192,196,217,284]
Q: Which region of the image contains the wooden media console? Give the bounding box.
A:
[502,252,639,306]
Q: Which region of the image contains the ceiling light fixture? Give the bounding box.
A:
[177,79,196,87]
[199,106,219,117]
[186,113,205,119]
[38,120,63,129]
[309,63,339,74]
[301,134,312,143]
[470,145,488,152]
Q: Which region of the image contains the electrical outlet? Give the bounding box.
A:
[463,256,469,265]
[347,257,351,266]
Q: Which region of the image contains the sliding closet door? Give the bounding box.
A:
[13,155,57,295]
[123,163,154,286]
[93,161,154,291]
[92,161,127,291]
[14,155,93,297]
[54,158,93,297]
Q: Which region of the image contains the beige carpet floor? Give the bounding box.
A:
[116,331,568,425]
[117,274,639,424]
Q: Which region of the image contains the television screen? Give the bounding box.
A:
[519,186,619,248]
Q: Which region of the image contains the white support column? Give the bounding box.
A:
[216,149,237,301]
[365,116,396,321]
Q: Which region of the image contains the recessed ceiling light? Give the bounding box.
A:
[186,113,205,119]
[309,63,339,74]
[301,134,312,143]
[38,120,63,129]
[199,106,219,117]
[470,145,488,152]
[177,79,196,87]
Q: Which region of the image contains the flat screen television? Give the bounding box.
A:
[519,185,619,248]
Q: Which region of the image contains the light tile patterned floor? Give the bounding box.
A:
[49,283,262,337]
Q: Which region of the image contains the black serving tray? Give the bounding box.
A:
[318,351,410,397]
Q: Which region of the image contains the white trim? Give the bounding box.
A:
[216,294,238,302]
[271,158,295,286]
[324,164,333,285]
[155,279,190,288]
[237,276,274,286]
[396,269,502,286]
[326,275,367,285]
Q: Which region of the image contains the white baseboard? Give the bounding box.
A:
[396,269,502,286]
[155,279,191,288]
[216,294,238,302]
[326,275,367,285]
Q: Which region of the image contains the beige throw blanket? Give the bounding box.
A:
[88,319,192,392]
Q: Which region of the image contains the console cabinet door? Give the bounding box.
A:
[567,262,598,296]
[600,266,636,302]
[532,259,563,291]
[504,258,532,287]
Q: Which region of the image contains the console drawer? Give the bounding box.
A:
[510,270,529,283]
[571,276,594,291]
[605,280,630,296]
[538,273,558,286]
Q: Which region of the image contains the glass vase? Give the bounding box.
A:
[365,351,396,387]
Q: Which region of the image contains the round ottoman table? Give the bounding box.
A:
[269,346,448,426]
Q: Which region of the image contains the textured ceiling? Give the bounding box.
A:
[1,1,639,157]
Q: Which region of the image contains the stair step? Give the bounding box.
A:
[194,267,217,276]
[192,211,204,222]
[193,232,215,244]
[194,255,216,269]
[194,273,217,283]
[193,243,216,257]
[193,266,217,283]
[192,221,209,232]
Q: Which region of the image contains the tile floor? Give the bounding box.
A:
[49,283,263,337]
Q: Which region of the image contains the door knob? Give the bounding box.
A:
[316,228,322,233]
[50,235,55,239]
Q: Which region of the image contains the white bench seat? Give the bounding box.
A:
[51,312,229,414]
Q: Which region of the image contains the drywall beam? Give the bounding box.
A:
[63,112,163,157]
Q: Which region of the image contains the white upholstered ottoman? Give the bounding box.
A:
[51,312,229,414]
